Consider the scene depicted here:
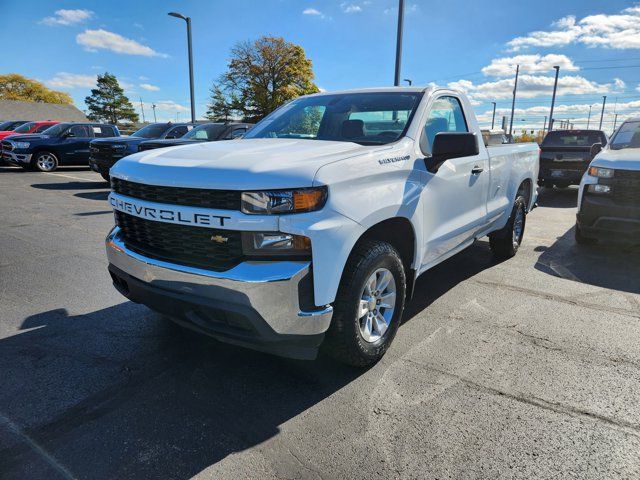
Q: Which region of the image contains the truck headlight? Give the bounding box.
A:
[588,166,614,178]
[587,184,612,194]
[241,187,327,215]
[242,232,311,257]
[13,142,30,149]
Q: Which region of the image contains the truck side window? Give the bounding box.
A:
[166,126,188,138]
[93,126,114,138]
[68,125,91,137]
[421,96,468,154]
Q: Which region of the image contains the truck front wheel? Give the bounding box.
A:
[33,151,59,172]
[489,195,527,259]
[324,240,406,367]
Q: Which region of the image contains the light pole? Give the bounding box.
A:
[599,95,606,130]
[169,12,196,123]
[393,0,405,86]
[403,78,412,86]
[491,102,496,129]
[508,64,519,137]
[613,113,619,134]
[548,66,560,132]
[587,105,592,129]
[542,115,547,135]
[151,104,157,123]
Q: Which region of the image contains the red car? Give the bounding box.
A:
[0,121,59,140]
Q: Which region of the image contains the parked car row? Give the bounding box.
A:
[1,120,251,177]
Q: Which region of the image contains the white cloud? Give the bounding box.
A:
[341,3,362,13]
[142,100,189,112]
[46,72,96,89]
[507,6,640,51]
[448,74,624,101]
[76,29,167,57]
[41,9,93,26]
[482,54,579,77]
[303,8,323,16]
[140,83,160,91]
[139,75,149,81]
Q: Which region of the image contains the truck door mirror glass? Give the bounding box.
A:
[590,142,602,159]
[424,132,478,174]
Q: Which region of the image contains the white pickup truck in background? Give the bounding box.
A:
[105,87,539,366]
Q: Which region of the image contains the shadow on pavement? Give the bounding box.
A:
[74,191,110,201]
[536,186,579,209]
[403,240,502,323]
[535,226,640,294]
[31,181,107,191]
[0,304,362,479]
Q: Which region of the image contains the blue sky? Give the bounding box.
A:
[2,0,640,133]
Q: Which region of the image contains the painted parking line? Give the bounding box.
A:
[45,172,103,182]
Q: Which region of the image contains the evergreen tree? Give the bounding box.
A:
[85,72,138,124]
[205,84,239,121]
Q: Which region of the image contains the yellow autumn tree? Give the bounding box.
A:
[0,74,73,105]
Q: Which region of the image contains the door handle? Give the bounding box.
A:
[471,166,484,174]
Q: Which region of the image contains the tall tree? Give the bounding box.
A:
[214,36,319,122]
[0,74,73,104]
[85,72,138,124]
[205,84,240,121]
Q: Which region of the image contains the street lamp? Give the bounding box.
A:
[394,0,405,86]
[169,12,196,123]
[403,79,412,86]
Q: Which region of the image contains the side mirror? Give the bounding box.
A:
[590,142,602,159]
[231,130,245,139]
[424,132,479,174]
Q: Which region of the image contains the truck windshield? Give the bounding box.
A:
[542,131,607,148]
[40,123,70,137]
[132,123,170,138]
[182,123,225,140]
[609,121,640,150]
[244,92,424,145]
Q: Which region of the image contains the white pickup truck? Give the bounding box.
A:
[576,118,640,244]
[105,87,539,366]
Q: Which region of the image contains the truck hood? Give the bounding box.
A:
[592,148,640,171]
[3,134,48,142]
[111,138,382,190]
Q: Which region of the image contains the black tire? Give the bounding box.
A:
[33,151,59,172]
[100,171,110,182]
[489,195,527,259]
[324,240,406,367]
[575,224,597,245]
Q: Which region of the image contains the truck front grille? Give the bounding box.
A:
[90,144,125,160]
[115,211,243,271]
[111,178,241,211]
[1,141,13,152]
[611,171,640,205]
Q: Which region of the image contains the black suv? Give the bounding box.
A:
[89,122,195,181]
[539,129,608,188]
[2,123,119,172]
[137,122,251,152]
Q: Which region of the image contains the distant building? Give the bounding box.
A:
[0,100,87,122]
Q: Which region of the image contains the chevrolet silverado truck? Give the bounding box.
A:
[89,122,196,181]
[576,118,640,244]
[105,87,539,366]
[3,123,119,172]
[137,122,252,152]
[539,129,607,188]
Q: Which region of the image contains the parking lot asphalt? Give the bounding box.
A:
[1,165,639,480]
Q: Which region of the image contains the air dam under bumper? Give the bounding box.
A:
[106,227,333,359]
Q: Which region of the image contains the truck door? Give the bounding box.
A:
[419,95,490,266]
[61,125,93,164]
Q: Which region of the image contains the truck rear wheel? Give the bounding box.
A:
[489,195,527,259]
[324,240,406,367]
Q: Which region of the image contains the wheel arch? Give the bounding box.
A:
[349,216,418,299]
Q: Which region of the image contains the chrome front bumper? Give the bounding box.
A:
[3,151,31,165]
[105,227,333,337]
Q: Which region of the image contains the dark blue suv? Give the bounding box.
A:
[2,123,119,172]
[89,122,194,181]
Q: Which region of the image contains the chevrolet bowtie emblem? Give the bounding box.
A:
[210,234,229,244]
